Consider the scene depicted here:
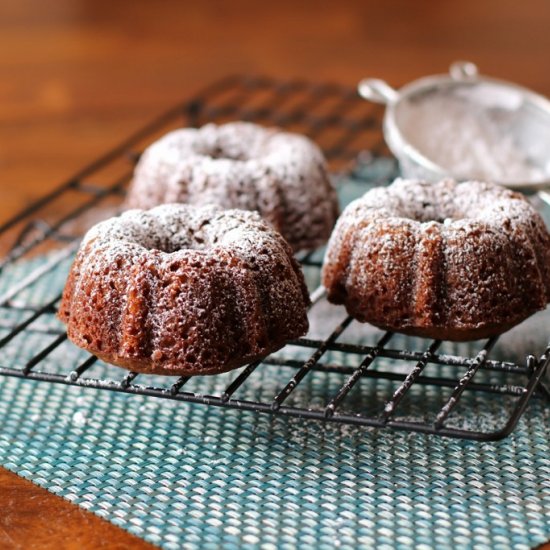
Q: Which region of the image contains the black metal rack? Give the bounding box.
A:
[0,75,548,441]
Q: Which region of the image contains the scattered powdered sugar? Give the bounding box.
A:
[71,410,88,427]
[397,91,548,183]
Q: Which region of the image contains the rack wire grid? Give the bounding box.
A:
[0,75,549,442]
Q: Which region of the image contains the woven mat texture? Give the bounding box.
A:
[0,167,549,549]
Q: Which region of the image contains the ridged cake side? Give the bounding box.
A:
[59,204,310,375]
[322,179,550,341]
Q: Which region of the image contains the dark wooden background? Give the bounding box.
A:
[1,1,549,547]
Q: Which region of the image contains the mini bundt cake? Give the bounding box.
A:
[125,121,339,252]
[59,204,311,375]
[322,178,550,341]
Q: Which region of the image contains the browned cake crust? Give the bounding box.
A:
[125,122,339,253]
[322,178,550,341]
[59,204,311,375]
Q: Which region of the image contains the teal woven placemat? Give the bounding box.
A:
[0,254,549,550]
[0,167,549,549]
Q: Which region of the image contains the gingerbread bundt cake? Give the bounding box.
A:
[125,122,339,252]
[59,204,310,375]
[322,178,550,341]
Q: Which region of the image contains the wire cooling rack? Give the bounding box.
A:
[0,75,548,441]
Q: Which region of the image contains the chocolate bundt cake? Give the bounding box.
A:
[125,122,339,252]
[322,178,550,341]
[59,204,311,375]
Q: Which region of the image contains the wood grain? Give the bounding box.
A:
[0,468,154,549]
[0,0,549,547]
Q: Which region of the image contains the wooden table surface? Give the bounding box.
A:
[1,1,549,548]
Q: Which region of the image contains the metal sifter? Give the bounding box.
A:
[358,61,550,194]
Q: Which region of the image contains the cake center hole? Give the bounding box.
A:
[409,201,459,224]
[207,146,248,161]
[140,228,211,254]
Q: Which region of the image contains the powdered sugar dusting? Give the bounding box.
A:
[59,203,310,375]
[322,178,550,339]
[126,122,339,252]
[397,91,548,183]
